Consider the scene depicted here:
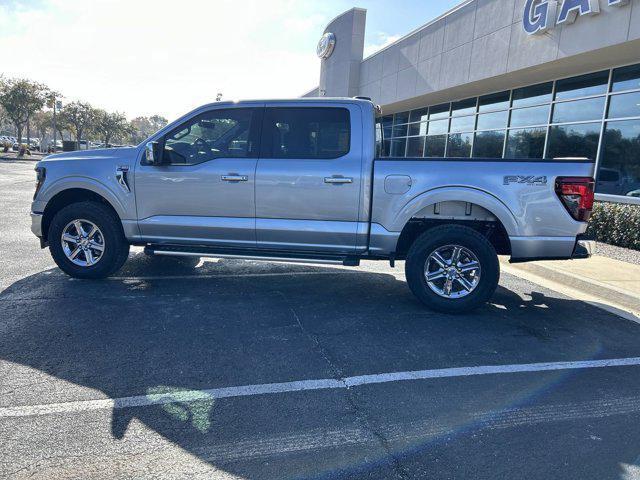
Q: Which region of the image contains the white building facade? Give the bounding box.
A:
[305,0,640,203]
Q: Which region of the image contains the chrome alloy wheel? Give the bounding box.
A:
[61,219,105,267]
[424,245,481,299]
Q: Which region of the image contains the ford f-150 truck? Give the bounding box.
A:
[31,98,595,312]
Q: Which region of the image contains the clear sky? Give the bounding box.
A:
[0,0,462,121]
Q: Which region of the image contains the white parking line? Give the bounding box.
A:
[2,357,640,419]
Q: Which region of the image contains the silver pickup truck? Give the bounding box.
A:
[31,98,595,312]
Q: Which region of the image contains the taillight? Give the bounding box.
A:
[34,166,46,200]
[555,176,595,222]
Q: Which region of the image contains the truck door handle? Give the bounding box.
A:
[221,175,248,182]
[324,176,353,184]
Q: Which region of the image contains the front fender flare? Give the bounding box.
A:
[39,176,129,220]
[390,187,520,236]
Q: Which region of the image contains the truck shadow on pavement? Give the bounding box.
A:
[2,253,640,479]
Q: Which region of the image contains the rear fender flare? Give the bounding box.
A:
[390,187,520,236]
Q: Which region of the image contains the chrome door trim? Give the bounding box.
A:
[221,175,249,182]
[324,176,353,184]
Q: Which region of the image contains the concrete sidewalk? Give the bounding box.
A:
[503,254,640,322]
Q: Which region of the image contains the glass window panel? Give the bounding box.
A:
[608,91,640,119]
[380,115,393,127]
[408,122,428,136]
[165,108,257,165]
[552,97,606,123]
[383,125,392,140]
[451,98,477,116]
[375,122,383,143]
[450,115,475,133]
[263,108,351,160]
[390,138,407,157]
[612,64,640,93]
[477,110,508,130]
[479,91,510,112]
[547,122,601,160]
[505,127,546,159]
[447,132,473,157]
[425,135,446,157]
[407,136,426,157]
[392,124,408,137]
[381,139,391,157]
[510,104,550,127]
[409,107,429,123]
[512,82,553,108]
[393,111,410,125]
[428,119,449,135]
[597,119,640,196]
[555,71,609,100]
[473,130,505,158]
[429,103,450,120]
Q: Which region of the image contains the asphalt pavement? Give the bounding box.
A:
[2,159,640,479]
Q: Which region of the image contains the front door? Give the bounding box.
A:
[255,104,363,253]
[135,106,262,247]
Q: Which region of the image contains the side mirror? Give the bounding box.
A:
[145,141,164,165]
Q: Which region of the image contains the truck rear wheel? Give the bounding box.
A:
[48,201,130,279]
[405,225,499,313]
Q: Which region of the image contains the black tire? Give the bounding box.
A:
[405,225,499,313]
[48,201,130,279]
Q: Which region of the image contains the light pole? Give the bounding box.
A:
[51,98,61,152]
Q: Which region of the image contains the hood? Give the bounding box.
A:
[40,147,138,163]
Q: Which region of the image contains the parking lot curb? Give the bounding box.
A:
[501,258,640,324]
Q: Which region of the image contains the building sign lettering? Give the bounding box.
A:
[523,0,629,35]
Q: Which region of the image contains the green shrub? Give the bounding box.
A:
[587,202,640,251]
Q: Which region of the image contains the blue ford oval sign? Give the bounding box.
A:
[523,0,629,36]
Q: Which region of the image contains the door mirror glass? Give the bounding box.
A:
[145,141,163,165]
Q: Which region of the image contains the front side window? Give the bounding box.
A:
[262,107,350,159]
[163,109,256,165]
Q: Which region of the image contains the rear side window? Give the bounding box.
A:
[262,107,350,159]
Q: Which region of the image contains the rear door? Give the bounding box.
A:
[255,103,363,253]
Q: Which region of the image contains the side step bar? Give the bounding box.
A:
[144,245,360,267]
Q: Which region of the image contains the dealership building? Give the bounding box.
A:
[304,0,640,203]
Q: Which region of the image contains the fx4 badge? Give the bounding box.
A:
[503,175,548,186]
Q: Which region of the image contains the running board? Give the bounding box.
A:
[144,245,360,267]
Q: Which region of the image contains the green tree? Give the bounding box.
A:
[32,110,53,147]
[0,77,50,145]
[58,101,96,148]
[129,115,168,144]
[94,109,131,146]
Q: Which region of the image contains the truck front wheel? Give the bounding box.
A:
[405,225,499,313]
[48,201,130,279]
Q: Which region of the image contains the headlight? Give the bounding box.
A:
[34,166,46,200]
